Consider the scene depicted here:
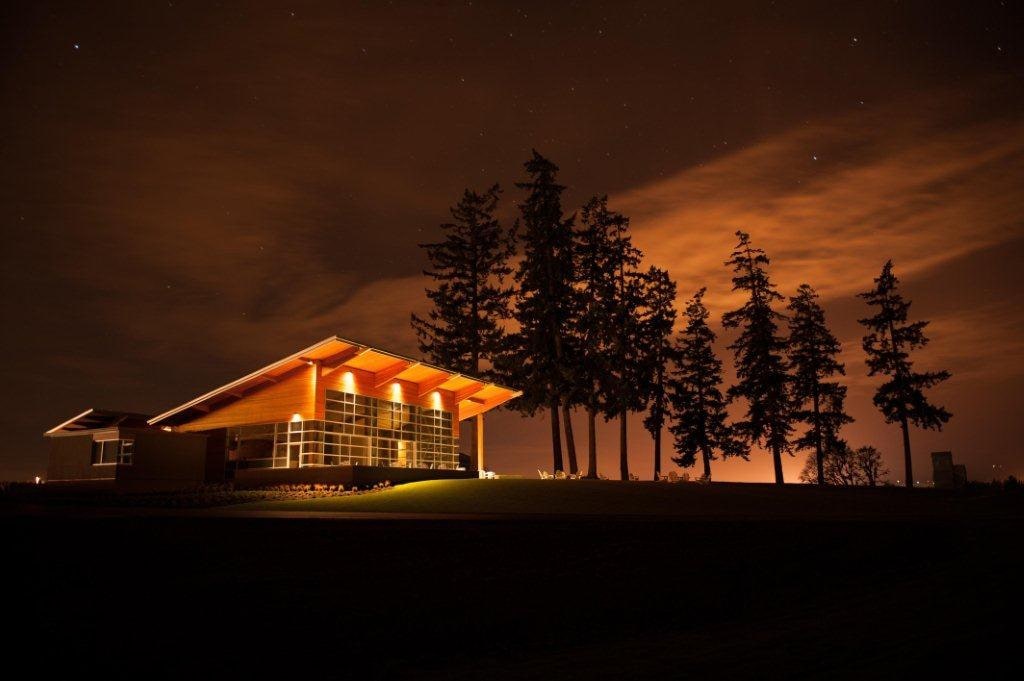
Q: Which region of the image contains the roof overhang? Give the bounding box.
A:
[147,336,521,427]
[45,408,154,436]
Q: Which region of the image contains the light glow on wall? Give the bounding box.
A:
[291,413,302,423]
[431,390,443,411]
[390,382,403,403]
[341,371,355,393]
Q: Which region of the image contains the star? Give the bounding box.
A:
[73,43,80,49]
[812,155,818,161]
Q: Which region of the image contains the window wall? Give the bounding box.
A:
[227,390,458,470]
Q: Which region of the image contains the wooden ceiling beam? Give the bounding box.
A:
[416,373,453,397]
[317,345,368,370]
[373,359,416,388]
[454,382,487,403]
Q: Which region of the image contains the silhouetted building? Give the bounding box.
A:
[932,451,967,489]
[45,336,519,491]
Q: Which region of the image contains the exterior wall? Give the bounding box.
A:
[46,431,117,483]
[180,365,318,432]
[203,428,228,484]
[46,428,210,491]
[233,464,476,489]
[115,428,209,488]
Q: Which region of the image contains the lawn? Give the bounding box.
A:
[240,477,1023,520]
[7,481,1022,677]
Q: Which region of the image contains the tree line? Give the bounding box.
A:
[412,151,952,487]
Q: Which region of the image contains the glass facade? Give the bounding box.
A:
[227,390,458,470]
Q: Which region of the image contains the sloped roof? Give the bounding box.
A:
[147,336,521,426]
[45,408,153,436]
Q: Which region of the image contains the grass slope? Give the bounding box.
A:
[241,478,1021,519]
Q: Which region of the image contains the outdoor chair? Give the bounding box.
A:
[628,473,639,481]
[554,470,567,480]
[538,469,553,479]
[667,471,679,483]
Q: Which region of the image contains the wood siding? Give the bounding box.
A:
[180,365,317,432]
[177,363,463,438]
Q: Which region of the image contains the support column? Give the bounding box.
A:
[312,360,325,419]
[476,413,485,472]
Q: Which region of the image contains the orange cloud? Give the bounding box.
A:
[617,88,1024,314]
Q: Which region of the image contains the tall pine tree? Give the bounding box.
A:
[787,284,853,485]
[507,152,577,473]
[858,261,951,488]
[411,184,515,469]
[572,195,622,478]
[640,266,678,481]
[722,231,793,484]
[605,206,646,480]
[668,288,742,480]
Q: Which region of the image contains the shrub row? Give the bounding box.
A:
[0,480,393,508]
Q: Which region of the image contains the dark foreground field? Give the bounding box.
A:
[6,482,1023,679]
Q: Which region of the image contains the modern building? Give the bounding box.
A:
[44,336,520,490]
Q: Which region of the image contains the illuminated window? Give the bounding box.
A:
[91,439,133,465]
[228,391,458,471]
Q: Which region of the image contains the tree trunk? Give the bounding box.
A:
[619,410,629,480]
[772,444,784,484]
[813,392,824,486]
[562,403,578,475]
[900,413,913,488]
[471,323,480,471]
[701,445,713,481]
[652,425,661,481]
[887,315,914,490]
[586,407,598,479]
[549,398,564,473]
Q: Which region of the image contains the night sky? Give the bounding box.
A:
[2,1,1022,482]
